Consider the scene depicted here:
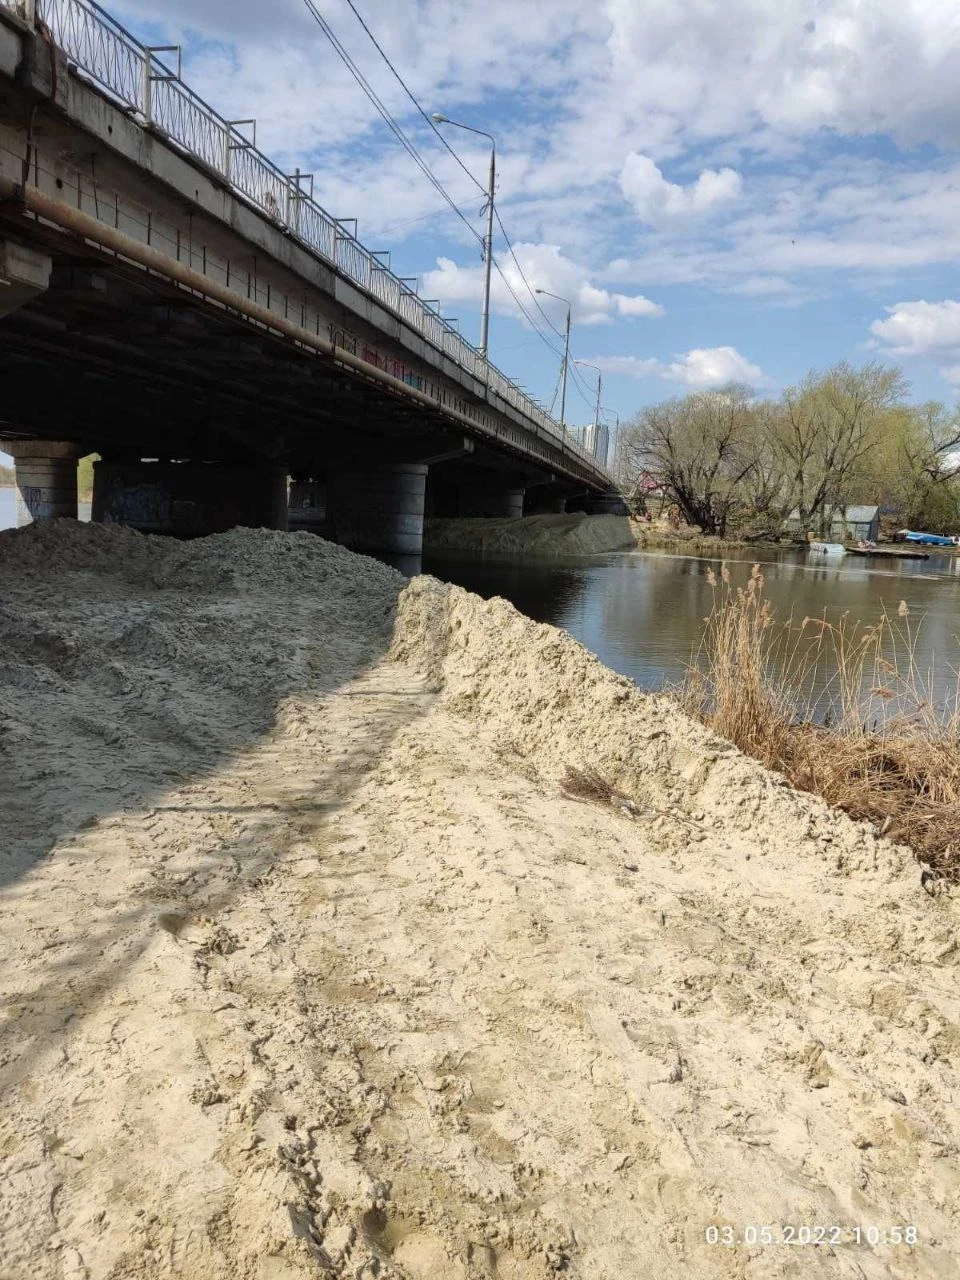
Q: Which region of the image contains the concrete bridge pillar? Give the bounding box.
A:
[457,485,526,519]
[92,460,288,536]
[328,463,428,555]
[288,478,327,533]
[585,493,629,515]
[0,439,81,525]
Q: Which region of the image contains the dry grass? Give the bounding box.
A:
[681,563,960,880]
[561,766,640,816]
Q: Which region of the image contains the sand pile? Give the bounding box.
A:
[1,522,959,1280]
[424,513,636,557]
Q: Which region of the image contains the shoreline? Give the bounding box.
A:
[1,521,957,1277]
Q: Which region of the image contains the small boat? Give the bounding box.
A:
[898,529,959,548]
[808,541,847,556]
[848,545,929,561]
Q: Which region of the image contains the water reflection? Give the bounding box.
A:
[421,551,590,627]
[421,545,960,708]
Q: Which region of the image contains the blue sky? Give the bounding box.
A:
[55,2,960,434]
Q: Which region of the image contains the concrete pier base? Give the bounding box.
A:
[585,493,629,516]
[458,486,526,519]
[0,440,81,525]
[288,479,327,534]
[92,460,288,536]
[329,463,428,555]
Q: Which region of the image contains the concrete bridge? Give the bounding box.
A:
[0,0,618,554]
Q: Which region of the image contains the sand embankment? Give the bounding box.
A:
[1,522,959,1280]
[424,512,636,556]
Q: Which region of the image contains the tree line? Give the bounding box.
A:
[620,362,960,537]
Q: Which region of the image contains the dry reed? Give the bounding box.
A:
[681,564,960,880]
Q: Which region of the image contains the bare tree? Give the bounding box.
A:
[626,385,757,536]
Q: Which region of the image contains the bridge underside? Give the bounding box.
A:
[0,229,588,550]
[0,4,616,552]
[0,252,505,474]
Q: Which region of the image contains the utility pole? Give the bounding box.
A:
[432,114,497,359]
[535,289,572,432]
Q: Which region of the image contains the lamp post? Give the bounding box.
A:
[431,113,496,359]
[602,408,621,477]
[534,288,571,432]
[575,359,603,433]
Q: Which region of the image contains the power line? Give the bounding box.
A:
[341,0,487,200]
[302,0,482,247]
[303,0,587,404]
[375,193,481,237]
[493,208,564,340]
[330,0,579,381]
[340,0,570,350]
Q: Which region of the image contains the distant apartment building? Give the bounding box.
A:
[570,421,610,467]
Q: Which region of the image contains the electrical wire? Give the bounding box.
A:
[302,0,482,246]
[338,0,574,353]
[327,0,583,379]
[303,0,590,403]
[341,0,487,200]
[493,208,565,340]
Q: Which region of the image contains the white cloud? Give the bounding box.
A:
[870,300,960,357]
[604,0,960,151]
[595,347,770,389]
[102,0,960,406]
[620,154,742,223]
[668,347,768,388]
[869,300,960,391]
[421,243,662,326]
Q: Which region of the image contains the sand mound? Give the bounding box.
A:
[424,513,636,556]
[1,524,958,1279]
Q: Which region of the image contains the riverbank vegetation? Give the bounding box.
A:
[682,562,960,879]
[622,362,960,538]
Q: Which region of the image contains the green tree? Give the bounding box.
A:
[77,453,99,498]
[777,362,906,534]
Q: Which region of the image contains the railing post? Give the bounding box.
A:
[224,121,256,190]
[142,48,152,125]
[286,169,298,235]
[143,45,181,128]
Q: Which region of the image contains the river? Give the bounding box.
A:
[3,489,958,709]
[421,543,960,710]
[0,489,92,527]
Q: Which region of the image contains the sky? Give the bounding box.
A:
[34,1,960,436]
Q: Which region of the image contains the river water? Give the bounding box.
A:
[421,543,960,710]
[0,490,92,527]
[3,489,958,708]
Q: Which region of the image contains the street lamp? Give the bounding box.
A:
[602,408,621,477]
[534,288,571,431]
[575,359,603,434]
[431,112,496,360]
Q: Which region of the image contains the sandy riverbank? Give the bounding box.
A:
[424,513,637,556]
[423,512,759,557]
[1,522,958,1279]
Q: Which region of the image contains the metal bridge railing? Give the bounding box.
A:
[0,0,608,477]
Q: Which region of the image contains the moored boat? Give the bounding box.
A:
[898,529,959,547]
[808,541,847,556]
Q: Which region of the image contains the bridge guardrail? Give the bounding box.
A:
[0,0,608,478]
